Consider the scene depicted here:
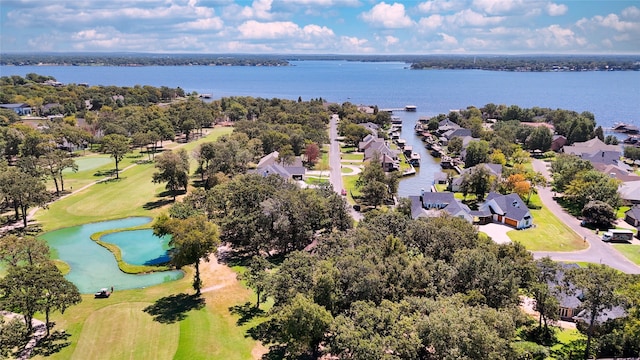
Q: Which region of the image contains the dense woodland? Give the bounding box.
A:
[2,53,639,71]
[1,74,639,359]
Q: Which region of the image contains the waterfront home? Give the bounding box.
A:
[360,122,379,135]
[451,163,503,192]
[249,151,306,181]
[479,192,533,229]
[619,180,640,204]
[409,191,473,223]
[0,103,32,116]
[562,138,621,165]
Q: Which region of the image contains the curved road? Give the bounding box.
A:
[531,159,640,274]
[328,114,363,221]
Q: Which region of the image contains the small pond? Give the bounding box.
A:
[102,229,171,266]
[39,217,183,294]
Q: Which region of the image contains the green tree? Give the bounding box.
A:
[0,265,45,333]
[550,154,593,192]
[0,235,50,267]
[263,294,333,359]
[100,134,129,179]
[0,317,28,359]
[39,149,78,196]
[152,149,190,201]
[565,170,621,209]
[526,126,553,151]
[464,140,490,168]
[37,264,82,336]
[153,215,220,295]
[565,264,627,360]
[459,165,493,201]
[239,256,271,308]
[581,200,616,228]
[447,136,463,155]
[531,257,560,338]
[0,168,49,227]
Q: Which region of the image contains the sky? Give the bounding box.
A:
[1,0,639,54]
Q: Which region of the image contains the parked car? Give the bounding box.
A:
[95,288,111,298]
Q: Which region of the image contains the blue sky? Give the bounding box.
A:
[1,0,639,54]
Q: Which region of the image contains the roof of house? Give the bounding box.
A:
[0,103,30,109]
[442,128,472,140]
[364,141,399,160]
[563,137,621,156]
[484,192,531,221]
[620,180,640,202]
[434,172,448,182]
[625,205,640,221]
[581,150,621,165]
[452,163,503,187]
[592,163,640,182]
[414,192,472,219]
[438,119,460,129]
[252,151,305,180]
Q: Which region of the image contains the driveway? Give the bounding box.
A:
[478,223,513,244]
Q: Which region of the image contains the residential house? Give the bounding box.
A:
[562,138,621,165]
[451,163,503,192]
[357,134,379,152]
[551,135,567,152]
[248,151,306,181]
[433,172,448,185]
[361,137,400,172]
[409,191,473,223]
[0,103,32,116]
[620,180,640,204]
[479,192,533,229]
[624,205,640,227]
[440,128,472,145]
[360,122,379,135]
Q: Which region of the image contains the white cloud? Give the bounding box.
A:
[417,14,444,30]
[621,6,640,20]
[302,24,335,39]
[339,36,376,52]
[534,24,587,48]
[237,20,300,39]
[438,32,458,45]
[448,9,505,27]
[417,0,462,13]
[472,0,524,15]
[546,2,567,16]
[176,17,224,30]
[360,2,414,29]
[239,0,274,20]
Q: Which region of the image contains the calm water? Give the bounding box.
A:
[102,229,171,266]
[39,217,182,293]
[3,61,638,196]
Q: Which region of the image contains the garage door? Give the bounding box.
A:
[505,218,518,227]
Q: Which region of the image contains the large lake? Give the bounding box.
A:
[2,61,638,196]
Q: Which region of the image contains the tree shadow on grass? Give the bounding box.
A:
[229,301,265,326]
[30,330,72,357]
[143,198,174,210]
[143,293,205,324]
[93,169,116,177]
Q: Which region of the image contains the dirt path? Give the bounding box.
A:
[1,310,47,359]
[197,251,269,359]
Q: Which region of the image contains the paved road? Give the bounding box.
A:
[328,114,363,222]
[531,159,640,274]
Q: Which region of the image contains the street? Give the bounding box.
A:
[328,114,363,221]
[531,159,640,274]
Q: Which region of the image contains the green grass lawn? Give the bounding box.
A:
[29,126,264,360]
[616,206,631,219]
[342,175,360,203]
[341,167,355,174]
[612,244,640,265]
[341,152,363,161]
[508,202,587,252]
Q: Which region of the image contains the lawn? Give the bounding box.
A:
[508,203,587,252]
[612,244,640,265]
[341,152,363,161]
[342,175,360,203]
[32,265,261,360]
[616,206,631,219]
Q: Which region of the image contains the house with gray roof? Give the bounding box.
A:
[0,103,32,116]
[479,192,533,229]
[360,122,379,135]
[451,163,503,192]
[620,180,640,204]
[248,151,305,181]
[562,138,621,166]
[624,205,640,228]
[409,191,473,223]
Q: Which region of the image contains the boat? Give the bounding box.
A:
[405,105,417,112]
[612,122,639,134]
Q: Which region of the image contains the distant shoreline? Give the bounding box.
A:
[2,53,639,71]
